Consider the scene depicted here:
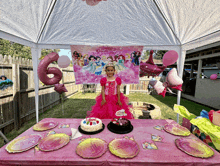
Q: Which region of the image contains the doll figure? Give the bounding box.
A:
[95,56,106,75]
[81,55,97,73]
[72,51,79,65]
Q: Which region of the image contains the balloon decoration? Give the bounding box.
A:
[140,50,179,77]
[58,55,70,68]
[210,72,220,80]
[37,52,67,94]
[54,84,68,94]
[82,0,107,6]
[149,68,183,97]
[0,75,13,91]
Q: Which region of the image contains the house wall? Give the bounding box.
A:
[194,78,220,109]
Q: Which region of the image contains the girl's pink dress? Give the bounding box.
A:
[88,77,134,119]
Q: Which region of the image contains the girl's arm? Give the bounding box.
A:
[117,85,121,102]
[101,85,105,102]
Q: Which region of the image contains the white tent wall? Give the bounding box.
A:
[1,0,220,124]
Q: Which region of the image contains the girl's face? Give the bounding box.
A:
[106,67,115,77]
[2,77,6,80]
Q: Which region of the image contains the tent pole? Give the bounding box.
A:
[176,47,186,123]
[31,46,41,123]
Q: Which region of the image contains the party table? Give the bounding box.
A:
[0,118,220,166]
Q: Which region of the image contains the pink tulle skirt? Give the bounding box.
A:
[88,93,134,119]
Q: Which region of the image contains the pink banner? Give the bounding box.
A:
[71,45,144,84]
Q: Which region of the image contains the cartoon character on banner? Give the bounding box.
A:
[134,51,141,66]
[131,52,136,65]
[81,55,97,73]
[37,52,68,94]
[149,68,183,97]
[72,51,79,65]
[78,53,84,67]
[140,50,179,77]
[82,0,107,6]
[94,56,106,75]
[83,54,89,66]
[0,75,13,91]
[117,55,128,71]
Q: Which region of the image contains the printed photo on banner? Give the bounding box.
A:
[70,45,144,84]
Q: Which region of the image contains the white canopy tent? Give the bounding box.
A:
[1,0,220,123]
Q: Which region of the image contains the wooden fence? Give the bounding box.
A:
[0,55,82,134]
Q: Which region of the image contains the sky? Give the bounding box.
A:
[58,49,72,60]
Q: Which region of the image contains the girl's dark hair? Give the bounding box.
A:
[88,55,96,60]
[105,65,115,70]
[96,56,101,60]
[0,75,7,80]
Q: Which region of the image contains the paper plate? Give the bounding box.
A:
[109,138,139,158]
[38,133,69,151]
[76,138,108,158]
[164,123,190,136]
[33,121,58,131]
[175,138,214,158]
[6,134,43,153]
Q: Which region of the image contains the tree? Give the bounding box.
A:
[155,50,168,59]
[0,38,60,60]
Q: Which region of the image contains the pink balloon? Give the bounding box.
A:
[162,50,179,66]
[37,52,62,85]
[82,0,105,6]
[58,55,70,68]
[140,50,166,77]
[210,74,218,80]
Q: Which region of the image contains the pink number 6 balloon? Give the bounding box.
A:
[37,52,62,85]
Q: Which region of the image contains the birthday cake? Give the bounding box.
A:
[109,118,131,131]
[80,117,102,132]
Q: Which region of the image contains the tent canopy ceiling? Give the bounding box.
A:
[1,0,220,50]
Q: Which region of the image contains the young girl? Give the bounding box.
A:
[88,64,134,119]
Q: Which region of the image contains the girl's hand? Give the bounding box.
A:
[101,100,106,106]
[117,101,122,106]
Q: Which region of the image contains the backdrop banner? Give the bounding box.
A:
[70,45,144,84]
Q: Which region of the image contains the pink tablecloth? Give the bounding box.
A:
[0,118,220,166]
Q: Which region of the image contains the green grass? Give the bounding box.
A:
[0,92,213,148]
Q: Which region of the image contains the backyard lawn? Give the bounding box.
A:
[0,92,213,148]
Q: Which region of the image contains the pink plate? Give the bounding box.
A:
[164,123,190,136]
[175,138,214,158]
[109,138,139,158]
[76,138,108,158]
[33,121,58,131]
[38,133,69,151]
[6,134,43,153]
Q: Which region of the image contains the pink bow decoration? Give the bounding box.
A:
[149,68,183,97]
[82,0,107,6]
[140,50,178,77]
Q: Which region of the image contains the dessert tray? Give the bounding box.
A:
[33,121,58,131]
[108,137,139,158]
[38,133,69,151]
[78,124,105,135]
[6,134,43,153]
[163,123,191,136]
[76,138,108,158]
[175,138,214,158]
